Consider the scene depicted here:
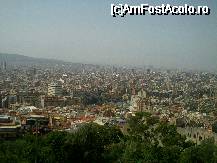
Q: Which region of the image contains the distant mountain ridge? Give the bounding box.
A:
[0,53,70,66]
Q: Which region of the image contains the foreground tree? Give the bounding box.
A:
[1,112,217,163]
[180,138,217,163]
[63,123,123,163]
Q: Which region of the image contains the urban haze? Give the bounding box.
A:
[0,0,217,71]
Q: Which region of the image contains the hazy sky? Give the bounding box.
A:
[0,0,217,70]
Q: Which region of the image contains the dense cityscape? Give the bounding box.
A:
[0,54,217,162]
[0,0,216,161]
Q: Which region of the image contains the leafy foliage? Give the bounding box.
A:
[0,112,216,162]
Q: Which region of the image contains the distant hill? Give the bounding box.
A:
[0,53,102,71]
[0,53,70,66]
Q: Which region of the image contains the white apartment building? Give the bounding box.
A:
[47,81,63,96]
